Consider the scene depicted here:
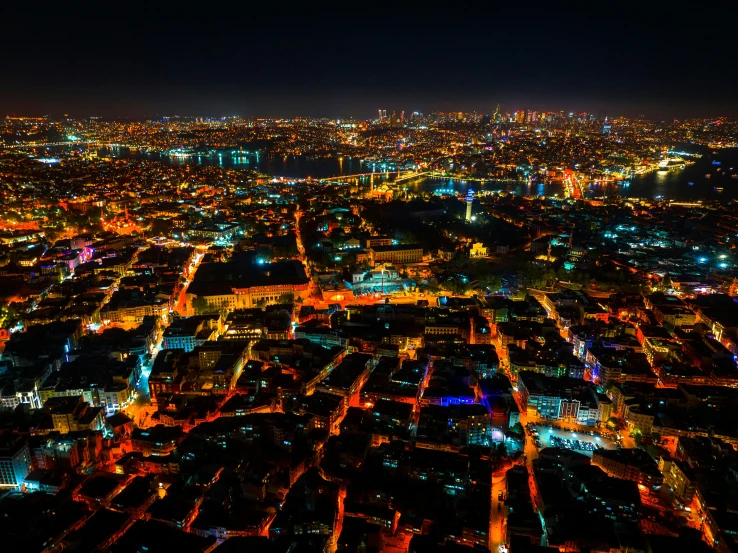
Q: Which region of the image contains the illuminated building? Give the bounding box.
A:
[465,189,473,221]
[131,425,184,456]
[186,258,310,310]
[45,395,105,434]
[592,448,663,491]
[417,404,491,446]
[101,291,169,324]
[315,353,373,399]
[365,236,393,247]
[368,244,423,265]
[493,104,501,122]
[517,370,609,426]
[658,457,696,504]
[0,435,32,491]
[162,315,222,352]
[187,222,241,243]
[301,392,346,434]
[40,437,82,471]
[148,349,185,402]
[469,242,487,257]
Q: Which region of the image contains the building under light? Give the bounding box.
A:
[465,189,474,222]
[0,435,32,491]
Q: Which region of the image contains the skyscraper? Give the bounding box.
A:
[493,105,501,123]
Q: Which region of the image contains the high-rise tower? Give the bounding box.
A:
[466,189,474,221]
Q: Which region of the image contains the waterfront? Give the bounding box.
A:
[102,146,738,200]
[409,177,564,197]
[99,146,369,178]
[5,115,738,553]
[587,147,738,201]
[101,147,565,196]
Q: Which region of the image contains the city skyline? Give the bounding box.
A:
[3,6,738,553]
[5,108,715,122]
[3,6,737,119]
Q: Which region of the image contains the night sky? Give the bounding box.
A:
[3,5,736,119]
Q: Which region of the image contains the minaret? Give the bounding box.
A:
[465,189,474,222]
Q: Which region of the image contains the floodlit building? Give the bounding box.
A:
[0,436,32,491]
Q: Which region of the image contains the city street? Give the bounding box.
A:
[2,9,737,553]
[174,251,204,316]
[490,473,507,553]
[123,336,163,428]
[294,208,306,263]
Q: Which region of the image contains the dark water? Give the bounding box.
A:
[101,147,367,179]
[102,147,562,196]
[103,146,738,200]
[586,147,738,200]
[406,177,564,197]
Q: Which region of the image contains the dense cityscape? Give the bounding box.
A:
[0,108,737,553]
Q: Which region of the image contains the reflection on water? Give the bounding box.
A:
[102,147,369,179]
[101,147,563,195]
[409,178,564,197]
[102,145,738,200]
[625,147,738,200]
[652,170,668,198]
